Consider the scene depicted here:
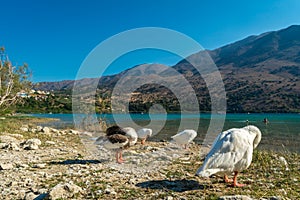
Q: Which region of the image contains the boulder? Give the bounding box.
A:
[6,142,20,151]
[22,138,42,150]
[47,182,82,199]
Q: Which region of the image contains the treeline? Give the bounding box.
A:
[16,95,72,113]
[13,86,300,114]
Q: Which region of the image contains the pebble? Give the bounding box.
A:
[42,127,51,134]
[24,192,38,200]
[45,141,56,145]
[20,127,29,132]
[36,126,43,132]
[0,163,14,170]
[33,163,46,169]
[219,195,254,200]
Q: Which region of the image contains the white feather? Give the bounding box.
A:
[122,127,138,146]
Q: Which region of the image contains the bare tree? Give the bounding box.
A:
[0,47,31,111]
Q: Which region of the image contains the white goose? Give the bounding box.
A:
[171,129,197,149]
[137,128,153,144]
[196,125,262,187]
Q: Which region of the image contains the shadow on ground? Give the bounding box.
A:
[49,159,103,165]
[136,179,206,192]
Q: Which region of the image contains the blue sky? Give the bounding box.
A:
[1,0,300,82]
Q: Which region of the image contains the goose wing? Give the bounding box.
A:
[106,125,126,136]
[102,134,129,150]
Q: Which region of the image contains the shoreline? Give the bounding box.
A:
[0,118,299,199]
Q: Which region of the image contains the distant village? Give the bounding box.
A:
[17,89,53,100]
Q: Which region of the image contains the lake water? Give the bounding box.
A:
[31,113,300,153]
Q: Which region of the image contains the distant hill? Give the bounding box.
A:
[34,25,300,113]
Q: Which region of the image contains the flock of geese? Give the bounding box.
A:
[96,124,262,187]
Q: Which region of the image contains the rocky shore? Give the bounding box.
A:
[0,120,299,199]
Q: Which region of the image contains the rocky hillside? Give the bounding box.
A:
[34,25,300,113]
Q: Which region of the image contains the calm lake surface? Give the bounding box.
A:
[31,113,300,153]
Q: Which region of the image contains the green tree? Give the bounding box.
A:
[0,47,31,112]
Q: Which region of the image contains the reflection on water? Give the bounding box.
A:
[31,113,300,153]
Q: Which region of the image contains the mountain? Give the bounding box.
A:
[34,25,300,113]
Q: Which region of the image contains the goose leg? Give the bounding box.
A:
[224,175,233,183]
[141,138,146,145]
[232,171,245,187]
[119,151,124,162]
[116,150,124,164]
[183,144,189,150]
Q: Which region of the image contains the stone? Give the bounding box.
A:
[0,143,8,149]
[45,141,56,145]
[36,126,43,132]
[0,135,19,143]
[69,129,79,135]
[42,127,51,134]
[22,138,42,150]
[9,181,18,187]
[104,188,115,194]
[20,127,29,132]
[0,142,20,150]
[0,163,14,170]
[218,195,254,200]
[50,128,60,133]
[33,163,46,169]
[9,142,20,151]
[17,163,30,168]
[278,156,289,170]
[24,192,38,200]
[30,128,37,133]
[47,182,82,199]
